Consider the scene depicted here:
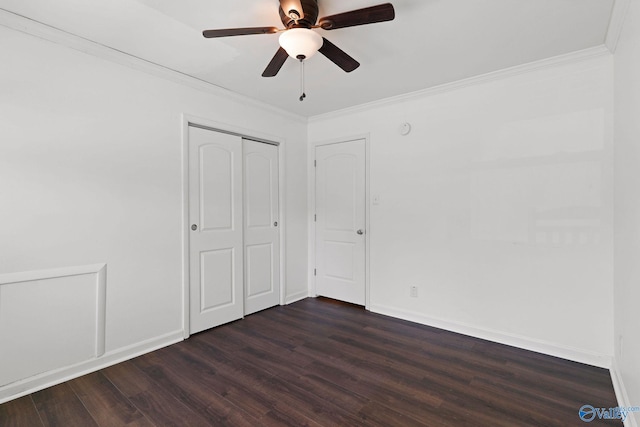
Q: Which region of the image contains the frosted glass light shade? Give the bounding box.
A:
[279,28,323,59]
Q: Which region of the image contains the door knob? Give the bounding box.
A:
[357,229,364,235]
[191,224,198,231]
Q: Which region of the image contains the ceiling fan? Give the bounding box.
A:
[202,0,395,84]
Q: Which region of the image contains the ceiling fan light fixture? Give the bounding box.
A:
[279,28,323,60]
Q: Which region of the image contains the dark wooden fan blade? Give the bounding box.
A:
[318,38,360,72]
[319,3,395,30]
[202,27,279,38]
[262,47,290,77]
[279,0,304,19]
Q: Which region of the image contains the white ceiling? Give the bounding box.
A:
[0,0,615,117]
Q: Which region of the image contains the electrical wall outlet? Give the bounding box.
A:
[410,285,418,298]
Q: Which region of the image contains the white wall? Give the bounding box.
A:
[309,54,614,366]
[614,0,640,421]
[0,24,307,400]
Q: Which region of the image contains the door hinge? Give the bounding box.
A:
[314,269,316,276]
[314,214,317,222]
[314,160,317,167]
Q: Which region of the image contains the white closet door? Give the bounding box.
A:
[315,139,366,305]
[243,139,280,315]
[189,126,244,334]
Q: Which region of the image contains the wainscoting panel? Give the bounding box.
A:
[0,264,106,387]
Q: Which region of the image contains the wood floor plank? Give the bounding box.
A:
[263,373,373,427]
[0,297,623,426]
[103,359,213,427]
[0,395,44,427]
[183,333,347,425]
[131,350,260,426]
[466,375,616,427]
[300,334,455,402]
[259,409,324,427]
[68,371,153,427]
[295,343,474,426]
[31,383,99,427]
[189,312,429,426]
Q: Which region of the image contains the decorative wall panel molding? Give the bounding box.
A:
[0,264,106,387]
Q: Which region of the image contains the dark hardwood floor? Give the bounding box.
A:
[0,297,622,426]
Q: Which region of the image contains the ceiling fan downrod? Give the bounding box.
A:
[298,55,306,101]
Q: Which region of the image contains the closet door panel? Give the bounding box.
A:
[188,126,244,333]
[243,140,280,315]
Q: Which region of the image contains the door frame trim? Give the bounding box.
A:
[309,134,371,310]
[181,114,286,339]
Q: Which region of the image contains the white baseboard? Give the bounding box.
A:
[285,291,309,305]
[611,361,639,427]
[0,330,184,404]
[369,304,613,369]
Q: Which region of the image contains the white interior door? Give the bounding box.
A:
[243,139,280,315]
[189,126,244,334]
[315,139,366,305]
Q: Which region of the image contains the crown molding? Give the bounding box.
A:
[0,8,307,124]
[606,0,632,54]
[1,5,617,125]
[309,45,612,123]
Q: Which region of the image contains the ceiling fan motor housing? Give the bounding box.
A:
[279,0,319,28]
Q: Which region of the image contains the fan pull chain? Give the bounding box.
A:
[299,57,306,102]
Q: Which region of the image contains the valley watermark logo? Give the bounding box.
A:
[579,404,640,422]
